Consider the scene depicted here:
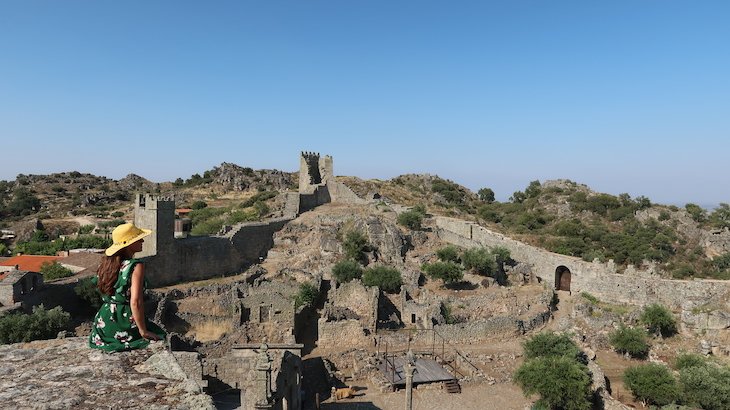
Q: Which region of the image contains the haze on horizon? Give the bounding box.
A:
[1,2,728,206]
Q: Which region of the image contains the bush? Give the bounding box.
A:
[78,224,95,234]
[610,326,650,358]
[461,247,496,276]
[293,283,319,309]
[436,245,460,263]
[623,364,678,406]
[342,230,370,264]
[0,305,71,344]
[422,261,463,285]
[679,363,730,410]
[75,277,103,311]
[640,304,677,337]
[514,356,593,410]
[523,332,582,361]
[331,259,363,283]
[362,266,402,293]
[191,200,208,210]
[40,262,74,280]
[397,210,423,230]
[674,353,707,370]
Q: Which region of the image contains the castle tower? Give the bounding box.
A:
[134,194,176,260]
[299,151,333,193]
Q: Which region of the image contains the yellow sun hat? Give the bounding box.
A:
[105,223,152,256]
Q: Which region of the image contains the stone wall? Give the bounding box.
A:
[434,216,730,309]
[298,186,331,214]
[330,280,379,331]
[318,318,373,348]
[326,180,367,205]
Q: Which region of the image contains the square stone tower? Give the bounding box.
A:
[134,194,176,259]
[298,151,333,193]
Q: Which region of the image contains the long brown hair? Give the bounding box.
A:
[97,248,134,296]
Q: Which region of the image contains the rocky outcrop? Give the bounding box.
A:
[0,337,214,409]
[212,162,294,191]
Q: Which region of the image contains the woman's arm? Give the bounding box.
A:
[130,263,160,340]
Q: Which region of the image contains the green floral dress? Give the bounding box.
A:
[89,258,166,351]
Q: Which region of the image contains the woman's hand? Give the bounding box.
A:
[141,330,161,341]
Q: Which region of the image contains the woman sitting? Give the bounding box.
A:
[89,223,166,351]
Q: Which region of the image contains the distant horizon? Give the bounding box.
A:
[2,159,725,210]
[1,2,728,206]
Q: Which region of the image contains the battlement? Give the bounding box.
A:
[136,193,176,210]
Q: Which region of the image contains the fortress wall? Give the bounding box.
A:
[146,236,240,287]
[326,180,367,204]
[226,218,292,262]
[435,216,730,309]
[299,185,331,213]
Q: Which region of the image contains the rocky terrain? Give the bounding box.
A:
[0,337,213,410]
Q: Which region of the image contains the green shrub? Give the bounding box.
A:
[610,326,650,358]
[461,247,496,276]
[40,262,74,280]
[397,210,424,230]
[623,364,678,406]
[342,230,370,264]
[514,356,592,410]
[436,245,460,263]
[362,266,402,293]
[331,259,363,283]
[422,261,463,285]
[191,200,208,210]
[111,211,125,218]
[640,304,677,337]
[0,305,71,344]
[674,353,707,370]
[679,363,730,410]
[293,283,319,309]
[580,292,599,305]
[75,277,103,311]
[78,224,95,234]
[685,203,706,223]
[523,332,582,361]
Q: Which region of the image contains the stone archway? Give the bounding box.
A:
[555,266,572,292]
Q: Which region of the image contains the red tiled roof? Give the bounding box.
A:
[0,255,65,273]
[176,208,192,214]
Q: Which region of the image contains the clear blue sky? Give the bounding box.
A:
[1,1,728,205]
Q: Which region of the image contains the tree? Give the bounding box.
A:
[362,266,402,293]
[478,187,495,203]
[75,277,103,311]
[685,203,706,223]
[710,203,730,229]
[610,326,650,359]
[422,261,463,285]
[331,259,363,283]
[679,363,730,410]
[5,187,42,217]
[461,247,496,276]
[342,230,370,264]
[640,304,677,337]
[510,190,527,204]
[525,180,542,198]
[397,210,424,230]
[40,262,74,280]
[523,332,582,361]
[191,200,208,210]
[623,364,678,407]
[514,356,593,410]
[436,245,460,263]
[293,283,319,309]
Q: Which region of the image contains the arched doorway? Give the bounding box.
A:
[555,266,572,292]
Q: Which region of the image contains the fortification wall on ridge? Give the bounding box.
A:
[434,216,730,310]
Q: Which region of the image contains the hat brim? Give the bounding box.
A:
[105,228,152,256]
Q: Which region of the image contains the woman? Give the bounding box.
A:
[89,223,166,351]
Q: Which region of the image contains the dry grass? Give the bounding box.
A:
[187,320,233,342]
